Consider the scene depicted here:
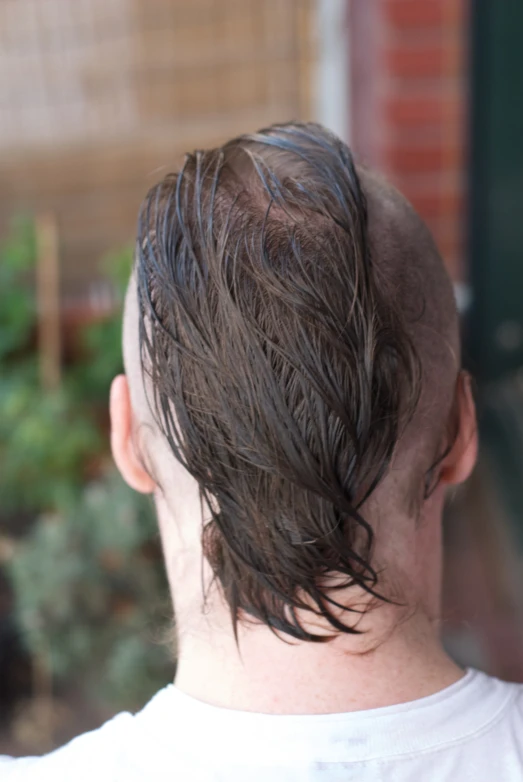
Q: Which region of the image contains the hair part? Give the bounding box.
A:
[135,122,426,642]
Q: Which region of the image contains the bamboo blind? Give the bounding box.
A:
[0,0,316,298]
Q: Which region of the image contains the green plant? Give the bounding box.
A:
[0,220,172,710]
[0,218,114,513]
[0,216,35,363]
[8,471,173,710]
[0,378,102,512]
[69,247,133,405]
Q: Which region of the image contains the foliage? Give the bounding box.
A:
[69,247,133,405]
[8,471,173,710]
[0,217,35,362]
[0,231,132,513]
[0,220,172,710]
[0,219,119,513]
[0,378,101,512]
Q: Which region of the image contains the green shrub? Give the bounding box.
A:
[1,220,172,711]
[8,471,172,710]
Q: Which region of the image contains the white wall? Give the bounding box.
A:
[314,0,350,143]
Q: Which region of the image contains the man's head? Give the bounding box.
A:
[111,122,476,643]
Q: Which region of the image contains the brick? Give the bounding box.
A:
[386,46,443,79]
[384,0,457,30]
[389,174,464,218]
[403,188,464,220]
[385,142,462,173]
[385,94,462,127]
[385,43,460,79]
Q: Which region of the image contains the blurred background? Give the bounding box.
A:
[1,0,522,757]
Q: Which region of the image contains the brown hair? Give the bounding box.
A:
[135,122,428,641]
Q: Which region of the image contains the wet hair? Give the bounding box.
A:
[135,121,457,642]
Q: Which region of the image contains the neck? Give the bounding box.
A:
[173,596,462,715]
[157,492,463,715]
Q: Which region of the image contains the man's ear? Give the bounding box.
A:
[439,371,478,487]
[110,374,156,494]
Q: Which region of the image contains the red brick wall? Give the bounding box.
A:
[349,0,468,283]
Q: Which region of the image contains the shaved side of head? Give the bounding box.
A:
[359,168,459,498]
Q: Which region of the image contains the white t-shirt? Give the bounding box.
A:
[1,668,523,781]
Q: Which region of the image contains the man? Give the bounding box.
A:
[3,122,522,780]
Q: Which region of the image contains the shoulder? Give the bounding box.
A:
[0,689,171,782]
[465,669,523,749]
[484,670,523,710]
[503,674,523,722]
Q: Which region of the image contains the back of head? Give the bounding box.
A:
[135,122,458,642]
